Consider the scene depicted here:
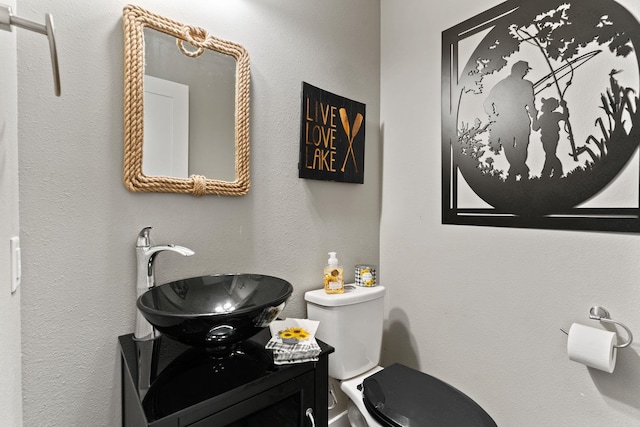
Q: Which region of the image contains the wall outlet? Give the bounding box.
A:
[10,236,20,293]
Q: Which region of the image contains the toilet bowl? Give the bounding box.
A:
[342,363,497,426]
[340,366,384,427]
[305,285,497,427]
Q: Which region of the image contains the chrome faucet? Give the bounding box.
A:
[134,226,194,340]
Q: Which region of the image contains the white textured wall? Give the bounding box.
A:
[0,0,23,425]
[381,0,640,425]
[17,0,380,425]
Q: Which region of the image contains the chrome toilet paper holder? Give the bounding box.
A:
[561,306,633,349]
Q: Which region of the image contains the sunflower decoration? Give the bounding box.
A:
[278,327,311,344]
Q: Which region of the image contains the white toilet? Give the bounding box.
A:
[305,285,497,427]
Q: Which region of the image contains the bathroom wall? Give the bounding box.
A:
[380,0,640,425]
[21,0,640,425]
[0,0,23,425]
[16,0,380,425]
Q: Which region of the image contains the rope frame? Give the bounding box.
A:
[123,5,250,196]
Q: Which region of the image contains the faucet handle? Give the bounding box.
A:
[137,226,153,247]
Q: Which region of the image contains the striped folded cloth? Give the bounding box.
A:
[266,336,322,365]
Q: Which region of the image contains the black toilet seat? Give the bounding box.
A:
[361,363,497,427]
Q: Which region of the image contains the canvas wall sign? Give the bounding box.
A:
[299,82,366,184]
[442,0,640,232]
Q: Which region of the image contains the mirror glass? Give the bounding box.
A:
[123,5,250,196]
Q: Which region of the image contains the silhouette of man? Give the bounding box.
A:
[484,60,539,181]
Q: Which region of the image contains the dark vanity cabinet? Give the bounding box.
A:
[119,329,333,427]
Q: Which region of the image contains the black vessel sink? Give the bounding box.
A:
[137,274,293,348]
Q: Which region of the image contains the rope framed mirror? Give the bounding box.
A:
[123,5,250,196]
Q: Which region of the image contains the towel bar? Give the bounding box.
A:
[0,4,60,96]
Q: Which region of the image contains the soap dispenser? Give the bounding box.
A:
[324,252,344,294]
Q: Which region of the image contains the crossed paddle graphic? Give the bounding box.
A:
[339,108,363,173]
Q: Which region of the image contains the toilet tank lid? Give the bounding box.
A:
[305,285,385,307]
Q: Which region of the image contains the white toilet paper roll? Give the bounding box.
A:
[567,323,617,373]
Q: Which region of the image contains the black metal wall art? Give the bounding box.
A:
[299,82,366,184]
[442,0,640,232]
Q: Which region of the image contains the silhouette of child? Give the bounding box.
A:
[533,97,567,179]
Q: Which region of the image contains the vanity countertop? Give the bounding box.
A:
[119,328,333,426]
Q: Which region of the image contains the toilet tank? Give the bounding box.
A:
[305,285,385,380]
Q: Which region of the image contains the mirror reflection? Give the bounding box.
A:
[123,5,251,196]
[143,28,236,181]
